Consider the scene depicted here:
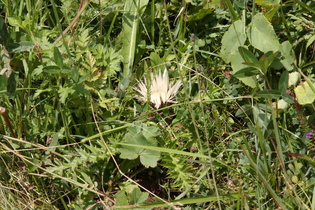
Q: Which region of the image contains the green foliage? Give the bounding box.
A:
[119,123,160,168]
[115,184,149,209]
[1,0,315,209]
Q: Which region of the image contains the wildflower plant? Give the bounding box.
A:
[134,69,182,109]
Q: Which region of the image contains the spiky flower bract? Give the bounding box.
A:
[134,69,182,109]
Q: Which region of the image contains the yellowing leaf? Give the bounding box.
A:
[294,81,315,105]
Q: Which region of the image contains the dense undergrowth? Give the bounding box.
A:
[0,0,315,209]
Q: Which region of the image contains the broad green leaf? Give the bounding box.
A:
[238,47,259,63]
[187,8,213,21]
[140,149,160,168]
[54,47,63,68]
[294,81,315,105]
[115,191,129,208]
[258,51,279,74]
[233,67,259,78]
[221,20,246,63]
[279,41,295,71]
[230,53,257,88]
[278,71,288,94]
[272,99,288,111]
[119,133,146,160]
[235,104,253,117]
[247,13,280,53]
[257,90,281,99]
[119,129,160,168]
[288,72,300,87]
[120,0,149,88]
[7,16,22,28]
[127,187,149,205]
[281,93,294,104]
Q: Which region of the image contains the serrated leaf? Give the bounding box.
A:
[127,187,149,205]
[115,191,129,207]
[58,86,75,103]
[140,149,160,168]
[119,129,160,168]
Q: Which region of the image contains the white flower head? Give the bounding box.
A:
[134,69,182,109]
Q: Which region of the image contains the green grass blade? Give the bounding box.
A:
[114,142,234,170]
[120,0,149,89]
[115,191,256,209]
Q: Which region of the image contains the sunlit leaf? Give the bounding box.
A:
[294,81,315,105]
[247,13,280,53]
[221,20,246,63]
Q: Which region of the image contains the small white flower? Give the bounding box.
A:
[134,69,182,109]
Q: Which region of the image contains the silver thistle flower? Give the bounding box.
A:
[134,69,182,109]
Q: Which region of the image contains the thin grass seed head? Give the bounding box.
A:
[134,69,182,109]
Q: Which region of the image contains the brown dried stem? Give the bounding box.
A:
[0,106,16,138]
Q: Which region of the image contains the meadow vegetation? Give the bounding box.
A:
[0,0,315,209]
